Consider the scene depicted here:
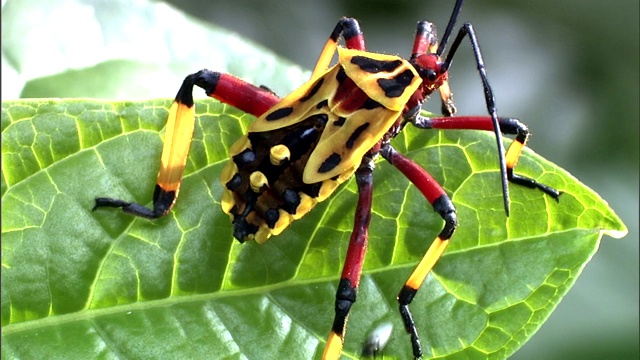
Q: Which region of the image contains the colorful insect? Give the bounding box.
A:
[93,0,561,358]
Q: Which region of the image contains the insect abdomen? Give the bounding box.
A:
[220,113,345,243]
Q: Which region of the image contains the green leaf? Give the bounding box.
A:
[2,0,308,99]
[1,98,627,359]
[1,0,629,358]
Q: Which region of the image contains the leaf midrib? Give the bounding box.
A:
[2,225,598,339]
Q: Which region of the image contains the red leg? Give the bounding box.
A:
[380,144,457,359]
[411,0,465,116]
[411,21,438,58]
[93,71,281,218]
[175,70,281,117]
[411,21,457,117]
[412,0,464,58]
[323,157,374,359]
[412,115,562,198]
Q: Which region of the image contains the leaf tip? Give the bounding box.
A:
[602,226,628,240]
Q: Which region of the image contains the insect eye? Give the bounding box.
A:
[426,69,438,82]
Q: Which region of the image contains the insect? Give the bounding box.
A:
[361,322,393,358]
[93,0,561,358]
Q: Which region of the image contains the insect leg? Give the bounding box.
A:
[93,70,280,218]
[411,0,465,116]
[410,21,457,116]
[412,115,561,199]
[311,17,365,79]
[380,144,457,360]
[323,158,375,360]
[442,22,510,215]
[411,21,438,57]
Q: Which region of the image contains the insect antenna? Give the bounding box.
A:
[436,0,464,57]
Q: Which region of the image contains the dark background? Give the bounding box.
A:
[162,0,638,358]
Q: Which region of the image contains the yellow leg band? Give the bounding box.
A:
[322,331,344,360]
[505,140,525,169]
[158,102,196,191]
[405,237,450,290]
[311,40,337,79]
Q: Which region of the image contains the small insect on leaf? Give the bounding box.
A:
[361,322,394,358]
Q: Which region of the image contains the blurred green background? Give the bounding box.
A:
[3,0,637,358]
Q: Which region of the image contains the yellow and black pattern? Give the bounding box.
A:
[220,48,423,243]
[339,48,421,111]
